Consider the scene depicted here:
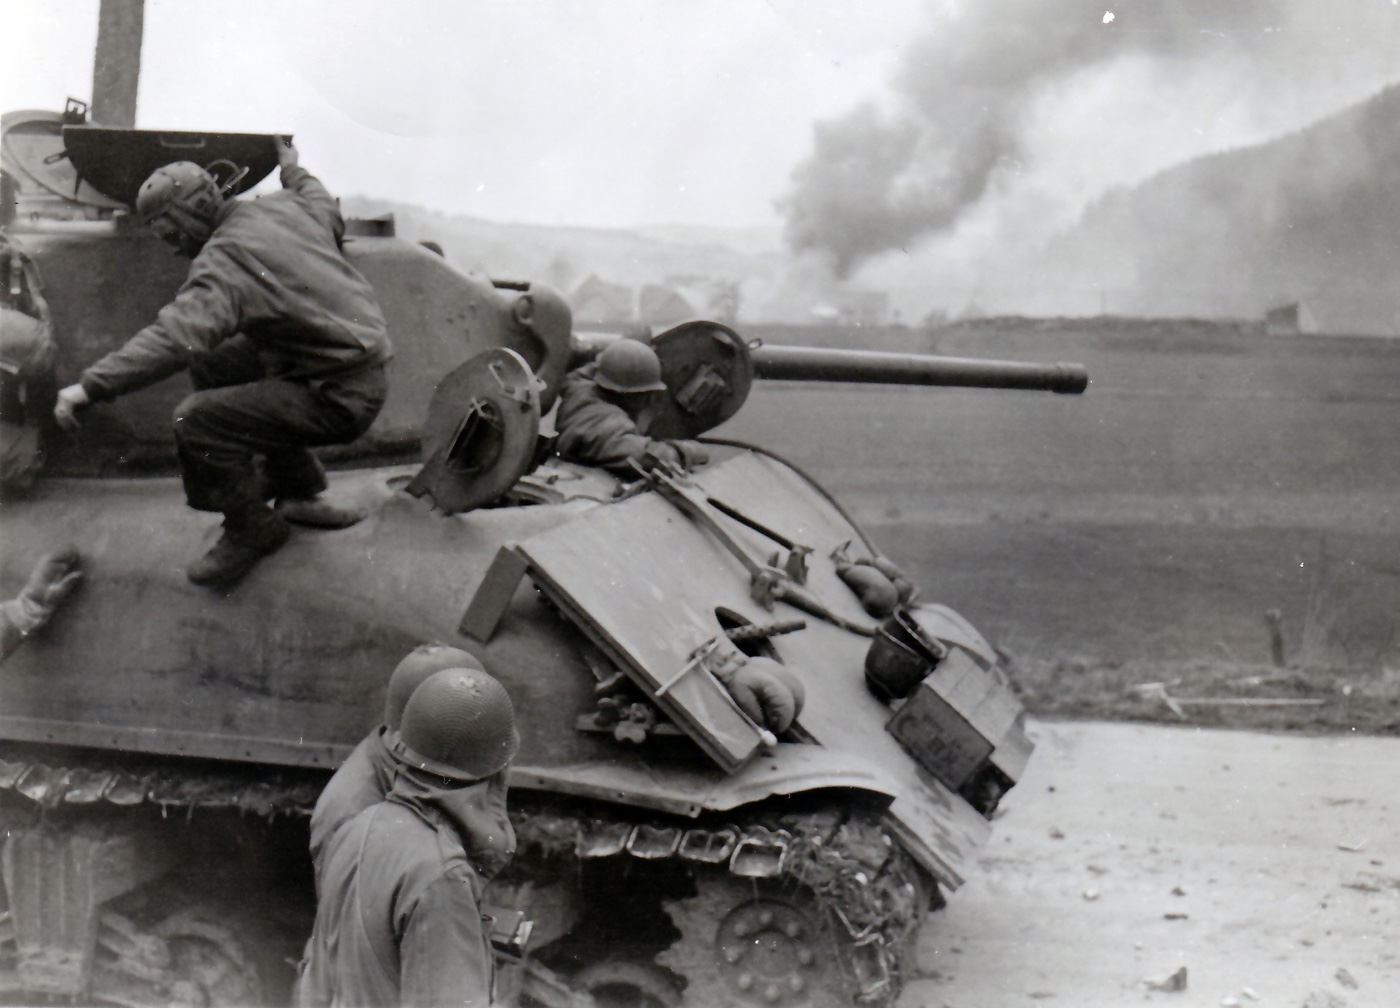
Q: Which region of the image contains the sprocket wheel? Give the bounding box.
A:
[658,872,852,1008]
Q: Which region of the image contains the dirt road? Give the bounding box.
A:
[899,720,1400,1008]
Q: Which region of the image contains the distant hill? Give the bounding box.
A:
[339,197,786,316]
[1005,84,1400,335]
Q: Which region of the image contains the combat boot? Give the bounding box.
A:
[187,506,291,588]
[275,495,366,529]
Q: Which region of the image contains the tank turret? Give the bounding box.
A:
[0,110,1087,1008]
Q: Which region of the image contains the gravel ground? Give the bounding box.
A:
[899,719,1400,1008]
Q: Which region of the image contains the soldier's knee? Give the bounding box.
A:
[173,392,211,440]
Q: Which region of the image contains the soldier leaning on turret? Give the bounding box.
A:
[52,139,392,589]
[554,338,709,474]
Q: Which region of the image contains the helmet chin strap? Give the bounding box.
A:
[165,205,214,253]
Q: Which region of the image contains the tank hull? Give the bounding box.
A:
[0,451,990,888]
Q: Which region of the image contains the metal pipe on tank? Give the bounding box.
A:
[749,344,1089,394]
[91,0,145,127]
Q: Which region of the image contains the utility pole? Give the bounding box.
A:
[91,0,145,126]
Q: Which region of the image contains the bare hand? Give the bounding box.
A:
[277,136,299,171]
[640,441,682,473]
[21,548,83,610]
[54,384,90,431]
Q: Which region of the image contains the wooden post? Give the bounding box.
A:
[91,0,145,127]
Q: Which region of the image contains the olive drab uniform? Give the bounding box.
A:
[0,236,58,493]
[75,161,392,515]
[297,775,501,1008]
[0,308,56,492]
[306,727,396,887]
[308,727,516,890]
[554,361,706,472]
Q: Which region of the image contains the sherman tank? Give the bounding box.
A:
[0,105,1087,1008]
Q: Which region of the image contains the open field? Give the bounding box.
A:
[718,320,1400,734]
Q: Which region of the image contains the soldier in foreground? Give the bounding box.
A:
[52,139,391,588]
[554,338,708,473]
[307,643,514,887]
[298,666,519,1008]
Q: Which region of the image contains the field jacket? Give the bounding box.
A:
[555,362,705,471]
[298,789,495,1008]
[80,164,390,402]
[309,728,516,892]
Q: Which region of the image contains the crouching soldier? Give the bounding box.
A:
[298,666,519,1008]
[53,139,391,588]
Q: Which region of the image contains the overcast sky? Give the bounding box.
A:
[7,1,1400,239]
[8,0,927,229]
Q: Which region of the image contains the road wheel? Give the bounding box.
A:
[573,960,682,1008]
[153,910,263,1007]
[658,872,852,1008]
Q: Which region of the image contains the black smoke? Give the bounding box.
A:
[780,0,1293,275]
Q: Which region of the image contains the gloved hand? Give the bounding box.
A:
[11,547,82,634]
[53,384,90,431]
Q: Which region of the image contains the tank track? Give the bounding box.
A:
[0,756,323,819]
[509,797,939,1005]
[0,757,937,1004]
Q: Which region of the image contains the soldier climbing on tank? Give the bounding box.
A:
[0,234,59,496]
[307,643,514,889]
[0,548,82,662]
[298,666,518,1008]
[51,139,392,589]
[555,338,709,474]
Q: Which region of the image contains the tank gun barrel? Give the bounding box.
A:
[750,345,1088,394]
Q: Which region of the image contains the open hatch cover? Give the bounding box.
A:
[61,126,283,206]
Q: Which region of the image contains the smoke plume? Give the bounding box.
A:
[779,0,1391,276]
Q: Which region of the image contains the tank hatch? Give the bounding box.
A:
[1,109,124,210]
[407,348,543,513]
[646,319,754,440]
[60,125,283,206]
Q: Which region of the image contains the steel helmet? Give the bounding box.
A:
[594,339,667,394]
[393,667,520,781]
[383,644,485,731]
[134,161,223,247]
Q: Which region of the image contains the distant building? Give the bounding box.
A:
[571,275,634,327]
[1265,301,1318,336]
[638,284,695,326]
